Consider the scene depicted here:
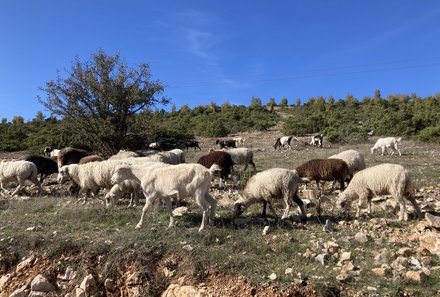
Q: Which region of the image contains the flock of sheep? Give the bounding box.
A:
[0,135,421,232]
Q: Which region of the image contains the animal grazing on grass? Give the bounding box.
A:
[328,150,366,182]
[197,151,234,182]
[310,134,323,147]
[273,136,293,150]
[219,147,256,172]
[371,137,402,156]
[234,168,307,222]
[295,159,350,192]
[336,163,422,221]
[215,139,236,149]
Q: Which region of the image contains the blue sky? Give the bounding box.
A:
[1,1,440,121]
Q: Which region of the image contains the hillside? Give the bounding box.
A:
[0,131,440,296]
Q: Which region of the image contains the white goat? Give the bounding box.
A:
[371,137,402,156]
[219,147,256,172]
[233,137,245,146]
[0,160,43,196]
[234,168,307,221]
[112,163,218,232]
[336,163,422,221]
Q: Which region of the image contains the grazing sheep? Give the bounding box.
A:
[157,149,186,164]
[108,150,142,160]
[336,163,422,221]
[273,136,293,150]
[79,155,105,164]
[234,168,307,222]
[57,147,90,168]
[197,151,234,180]
[295,159,350,192]
[371,137,402,156]
[23,155,58,183]
[0,160,43,196]
[112,163,218,232]
[233,137,245,146]
[328,150,366,181]
[310,134,323,147]
[105,179,142,208]
[215,139,236,149]
[220,147,256,172]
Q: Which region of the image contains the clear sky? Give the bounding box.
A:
[1,1,440,121]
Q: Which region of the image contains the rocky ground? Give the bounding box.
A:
[0,129,440,296]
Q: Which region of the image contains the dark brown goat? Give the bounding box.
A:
[79,155,105,164]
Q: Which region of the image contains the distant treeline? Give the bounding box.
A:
[1,92,440,153]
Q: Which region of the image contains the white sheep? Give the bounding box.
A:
[105,161,166,207]
[219,147,256,172]
[328,149,366,179]
[158,148,186,164]
[111,163,218,232]
[108,150,142,160]
[0,160,43,196]
[233,137,245,146]
[370,137,402,156]
[57,159,130,203]
[336,163,422,221]
[105,179,142,208]
[234,168,307,221]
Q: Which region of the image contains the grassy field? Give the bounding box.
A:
[0,135,439,296]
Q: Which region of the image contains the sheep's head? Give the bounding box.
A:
[111,166,128,185]
[104,192,116,207]
[336,192,350,212]
[57,166,70,184]
[233,201,244,217]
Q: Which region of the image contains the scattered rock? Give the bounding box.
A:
[0,274,12,291]
[420,232,440,256]
[354,232,369,243]
[104,278,115,292]
[172,206,188,217]
[409,257,422,270]
[339,251,352,262]
[397,247,412,257]
[126,271,142,286]
[16,255,36,272]
[262,225,270,235]
[268,273,277,281]
[425,213,440,229]
[80,274,97,293]
[30,274,55,292]
[371,267,389,277]
[336,272,350,282]
[10,285,28,297]
[182,244,194,252]
[374,249,391,265]
[285,268,294,276]
[392,256,409,271]
[162,284,202,297]
[405,270,427,283]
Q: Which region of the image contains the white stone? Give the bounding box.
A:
[80,274,96,293]
[30,274,55,292]
[268,273,277,281]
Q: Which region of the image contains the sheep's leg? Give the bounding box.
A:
[395,144,402,156]
[0,182,10,195]
[204,192,217,224]
[357,193,369,218]
[292,194,307,221]
[281,202,290,220]
[406,195,422,219]
[398,200,408,221]
[250,160,257,172]
[381,147,385,156]
[10,183,23,196]
[268,201,279,219]
[30,175,43,196]
[195,190,209,232]
[136,195,155,229]
[164,198,176,228]
[261,201,267,217]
